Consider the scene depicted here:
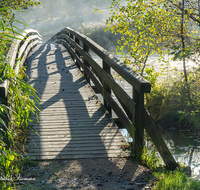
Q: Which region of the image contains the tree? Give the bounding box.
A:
[0,0,41,48]
[0,0,41,21]
[106,0,200,82]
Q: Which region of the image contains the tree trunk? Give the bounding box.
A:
[198,0,200,26]
[181,0,193,108]
[181,0,188,83]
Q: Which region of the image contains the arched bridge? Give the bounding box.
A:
[2,28,178,170]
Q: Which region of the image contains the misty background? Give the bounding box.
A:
[13,0,132,141]
[14,0,114,42]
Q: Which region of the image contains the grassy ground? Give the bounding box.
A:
[141,146,200,189]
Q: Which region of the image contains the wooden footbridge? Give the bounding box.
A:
[26,42,130,160]
[2,28,178,170]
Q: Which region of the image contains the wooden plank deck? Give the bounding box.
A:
[25,42,130,160]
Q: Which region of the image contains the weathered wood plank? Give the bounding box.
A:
[30,118,110,124]
[36,101,102,106]
[27,139,126,146]
[32,115,109,121]
[25,153,130,160]
[143,108,178,170]
[27,142,127,148]
[27,135,125,143]
[35,109,105,114]
[27,149,130,156]
[28,134,124,140]
[27,146,128,153]
[28,127,120,133]
[29,120,110,126]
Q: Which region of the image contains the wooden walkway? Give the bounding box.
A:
[25,42,130,160]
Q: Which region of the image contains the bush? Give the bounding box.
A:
[0,5,40,190]
[145,68,200,131]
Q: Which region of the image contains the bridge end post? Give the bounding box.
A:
[75,37,81,70]
[103,61,112,116]
[0,83,10,149]
[83,44,91,84]
[69,33,75,60]
[132,88,144,161]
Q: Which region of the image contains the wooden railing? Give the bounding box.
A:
[49,27,178,170]
[0,29,42,104]
[0,29,42,147]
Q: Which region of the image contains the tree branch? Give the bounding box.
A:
[168,0,200,24]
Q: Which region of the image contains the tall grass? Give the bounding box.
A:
[145,68,200,131]
[153,169,200,190]
[0,7,40,190]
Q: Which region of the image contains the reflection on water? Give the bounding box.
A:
[120,127,200,179]
[161,129,200,179]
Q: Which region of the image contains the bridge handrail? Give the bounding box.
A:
[49,27,178,170]
[0,29,42,103]
[50,27,150,93]
[49,28,139,147]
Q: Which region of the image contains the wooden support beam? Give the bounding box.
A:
[83,43,90,84]
[133,89,144,161]
[75,37,81,70]
[143,108,178,170]
[103,60,112,116]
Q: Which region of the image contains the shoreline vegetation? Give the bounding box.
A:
[0,1,41,189]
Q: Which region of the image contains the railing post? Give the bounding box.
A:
[69,33,74,60]
[0,86,10,149]
[75,37,81,70]
[103,61,112,116]
[133,88,144,161]
[83,43,90,84]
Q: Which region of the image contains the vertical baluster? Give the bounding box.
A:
[133,88,144,161]
[75,37,80,69]
[69,33,74,60]
[83,43,90,84]
[0,86,9,148]
[103,61,112,116]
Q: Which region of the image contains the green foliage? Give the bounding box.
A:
[106,0,200,79]
[0,0,41,21]
[106,0,200,132]
[7,65,40,147]
[153,168,200,190]
[141,146,162,170]
[21,157,37,167]
[0,4,40,190]
[0,62,40,189]
[0,141,20,190]
[143,66,161,88]
[142,136,199,189]
[106,0,177,75]
[145,68,200,130]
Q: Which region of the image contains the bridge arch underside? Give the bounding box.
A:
[26,42,130,160]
